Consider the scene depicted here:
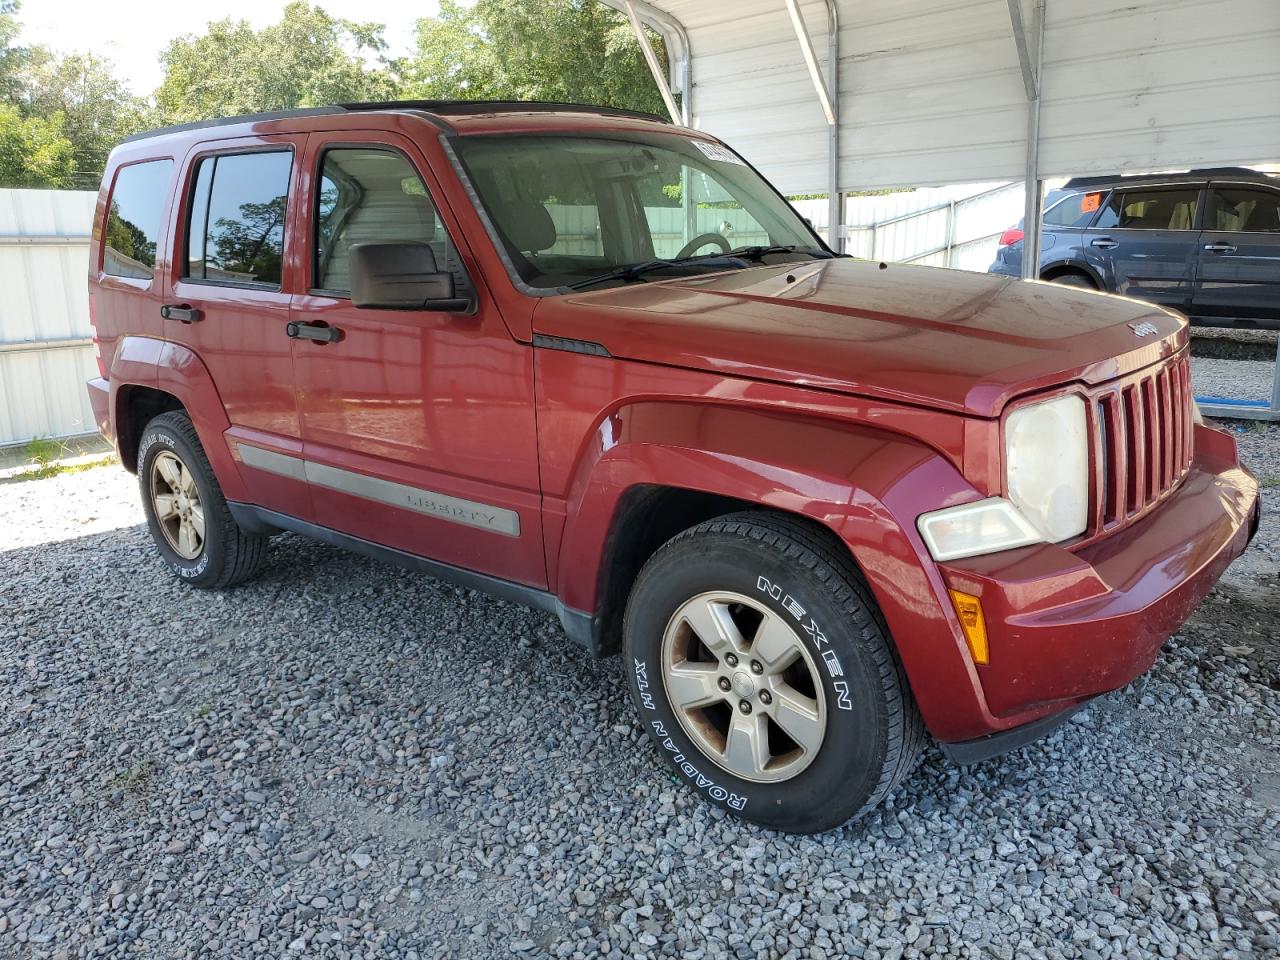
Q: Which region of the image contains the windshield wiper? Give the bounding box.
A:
[566,254,750,291]
[728,244,832,261]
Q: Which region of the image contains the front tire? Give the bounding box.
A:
[623,512,924,833]
[137,411,268,589]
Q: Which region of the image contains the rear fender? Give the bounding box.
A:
[109,336,246,501]
[553,400,998,739]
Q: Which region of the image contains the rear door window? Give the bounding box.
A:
[103,159,173,280]
[1103,187,1199,231]
[1210,187,1280,233]
[186,150,292,287]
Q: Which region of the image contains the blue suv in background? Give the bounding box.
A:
[988,167,1280,329]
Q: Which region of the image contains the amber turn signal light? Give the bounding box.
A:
[948,589,989,665]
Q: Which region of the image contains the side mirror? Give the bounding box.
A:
[348,242,471,312]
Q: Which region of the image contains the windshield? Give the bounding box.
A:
[452,132,826,291]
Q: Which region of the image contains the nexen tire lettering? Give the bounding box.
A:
[757,575,853,710]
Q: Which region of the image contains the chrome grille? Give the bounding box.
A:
[1092,353,1193,533]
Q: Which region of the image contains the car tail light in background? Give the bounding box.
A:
[998,227,1024,247]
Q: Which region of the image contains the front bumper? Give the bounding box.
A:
[937,424,1257,737]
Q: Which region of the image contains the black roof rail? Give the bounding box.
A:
[117,99,670,146]
[340,99,670,124]
[1062,167,1274,189]
[118,106,347,144]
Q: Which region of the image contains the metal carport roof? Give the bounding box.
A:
[606,0,1280,421]
[607,0,1280,267]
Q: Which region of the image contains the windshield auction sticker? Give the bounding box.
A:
[690,140,746,165]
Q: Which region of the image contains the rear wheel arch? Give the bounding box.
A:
[115,385,186,473]
[1040,261,1101,288]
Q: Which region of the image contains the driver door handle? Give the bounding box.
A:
[1203,242,1238,253]
[286,321,341,343]
[1090,237,1118,250]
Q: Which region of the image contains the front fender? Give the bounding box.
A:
[552,400,1005,740]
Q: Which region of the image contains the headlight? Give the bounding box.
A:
[918,497,1043,561]
[917,394,1089,563]
[1005,394,1089,542]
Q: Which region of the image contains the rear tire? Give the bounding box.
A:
[137,411,268,589]
[1049,271,1096,289]
[623,511,924,833]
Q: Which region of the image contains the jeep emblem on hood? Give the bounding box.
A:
[1129,321,1159,337]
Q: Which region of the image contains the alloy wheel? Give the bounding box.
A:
[660,590,827,783]
[150,450,205,560]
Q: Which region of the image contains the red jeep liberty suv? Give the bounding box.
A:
[86,101,1259,833]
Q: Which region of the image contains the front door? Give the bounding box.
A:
[289,132,545,588]
[1191,183,1280,326]
[1082,185,1203,312]
[168,136,314,520]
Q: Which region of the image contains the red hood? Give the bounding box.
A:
[531,259,1187,418]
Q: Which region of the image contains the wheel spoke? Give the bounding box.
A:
[666,662,724,710]
[178,520,196,557]
[751,614,803,674]
[177,463,196,496]
[769,684,824,754]
[681,598,744,658]
[157,456,182,491]
[189,503,205,539]
[723,712,770,777]
[153,492,180,521]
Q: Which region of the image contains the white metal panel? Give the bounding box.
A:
[613,0,1280,192]
[0,188,98,445]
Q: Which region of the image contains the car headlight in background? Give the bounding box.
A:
[1005,394,1089,543]
[918,393,1089,562]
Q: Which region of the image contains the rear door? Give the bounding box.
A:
[167,135,313,519]
[1081,184,1204,310]
[1191,183,1280,326]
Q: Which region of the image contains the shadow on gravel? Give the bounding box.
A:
[2,515,1278,957]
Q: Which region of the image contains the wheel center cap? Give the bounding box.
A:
[730,671,756,698]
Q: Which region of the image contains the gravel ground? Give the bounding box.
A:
[1,432,1277,960]
[1190,357,1277,404]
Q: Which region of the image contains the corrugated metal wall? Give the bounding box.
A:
[0,189,98,446]
[625,0,1280,194]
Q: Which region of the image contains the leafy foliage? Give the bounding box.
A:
[408,0,670,118]
[0,103,74,187]
[155,2,398,123]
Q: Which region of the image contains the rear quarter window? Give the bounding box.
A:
[103,159,174,280]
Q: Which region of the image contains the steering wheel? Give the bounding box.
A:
[675,233,731,259]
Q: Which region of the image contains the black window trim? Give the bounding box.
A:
[1206,181,1280,235]
[180,144,296,293]
[307,141,473,301]
[1089,181,1208,233]
[101,156,177,286]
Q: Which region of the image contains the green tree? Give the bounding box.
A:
[0,103,75,187]
[0,0,35,104]
[408,0,670,118]
[24,53,153,187]
[155,2,398,124]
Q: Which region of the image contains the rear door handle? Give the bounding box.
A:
[1203,242,1238,253]
[160,304,201,323]
[1090,237,1118,250]
[286,321,341,343]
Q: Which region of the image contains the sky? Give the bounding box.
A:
[16,0,444,96]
